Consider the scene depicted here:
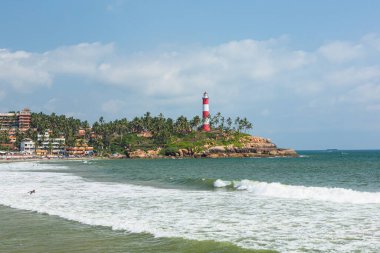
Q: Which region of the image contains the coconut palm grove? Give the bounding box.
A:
[3,111,253,157]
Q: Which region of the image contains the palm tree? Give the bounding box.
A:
[58,139,65,156]
[210,112,222,130]
[31,130,38,154]
[143,112,152,131]
[174,116,190,134]
[99,116,104,125]
[234,117,241,132]
[226,117,233,131]
[241,117,253,133]
[0,131,10,145]
[48,139,53,155]
[190,115,201,131]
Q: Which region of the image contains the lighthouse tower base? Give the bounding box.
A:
[203,124,210,132]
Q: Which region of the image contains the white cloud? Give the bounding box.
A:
[1,34,380,120]
[0,37,335,100]
[327,66,380,86]
[318,41,364,63]
[44,42,114,76]
[361,33,380,52]
[0,49,52,92]
[0,43,113,92]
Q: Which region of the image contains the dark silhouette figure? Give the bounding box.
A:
[28,189,36,195]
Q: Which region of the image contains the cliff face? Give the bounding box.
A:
[127,135,297,159]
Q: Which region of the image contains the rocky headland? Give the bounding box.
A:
[127,134,297,159]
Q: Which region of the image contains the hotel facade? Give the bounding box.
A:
[0,108,31,132]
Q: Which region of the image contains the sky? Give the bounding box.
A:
[0,0,380,150]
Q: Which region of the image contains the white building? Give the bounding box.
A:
[39,139,65,154]
[37,131,50,141]
[20,139,35,154]
[37,130,65,154]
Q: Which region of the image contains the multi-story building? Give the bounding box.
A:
[37,130,51,141]
[18,109,31,130]
[36,130,65,155]
[65,138,94,156]
[0,113,18,129]
[20,139,36,154]
[0,108,31,132]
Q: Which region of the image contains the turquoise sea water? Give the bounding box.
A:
[0,150,379,252]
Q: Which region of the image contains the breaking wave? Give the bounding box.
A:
[213,179,380,204]
[1,162,380,253]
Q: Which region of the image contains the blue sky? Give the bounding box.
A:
[1,0,380,149]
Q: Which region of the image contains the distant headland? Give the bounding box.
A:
[0,93,297,160]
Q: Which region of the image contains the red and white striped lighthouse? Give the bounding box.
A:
[202,91,210,132]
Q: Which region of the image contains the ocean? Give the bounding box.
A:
[0,150,379,253]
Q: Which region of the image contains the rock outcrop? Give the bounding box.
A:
[126,135,297,159]
[199,136,297,158]
[127,148,161,159]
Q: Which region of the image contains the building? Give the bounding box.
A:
[37,130,51,141]
[0,108,31,132]
[77,129,86,137]
[36,130,65,155]
[7,129,16,143]
[20,139,35,154]
[18,109,31,130]
[65,146,94,156]
[38,139,65,155]
[66,139,94,156]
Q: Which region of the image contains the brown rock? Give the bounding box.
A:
[128,149,147,158]
[208,146,226,153]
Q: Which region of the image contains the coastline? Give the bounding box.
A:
[0,155,297,164]
[0,135,298,163]
[0,156,108,163]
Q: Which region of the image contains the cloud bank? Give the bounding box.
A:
[1,34,380,148]
[1,35,380,104]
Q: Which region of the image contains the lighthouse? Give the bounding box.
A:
[202,91,210,132]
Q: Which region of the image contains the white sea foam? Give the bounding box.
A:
[213,179,231,188]
[214,179,380,204]
[0,162,379,253]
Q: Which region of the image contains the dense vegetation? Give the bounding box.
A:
[90,112,253,156]
[7,112,253,156]
[8,112,90,148]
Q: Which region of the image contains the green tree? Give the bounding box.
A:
[226,117,233,131]
[0,131,10,144]
[190,115,201,131]
[174,116,191,134]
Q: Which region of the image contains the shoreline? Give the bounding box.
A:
[0,156,109,163]
[0,154,298,163]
